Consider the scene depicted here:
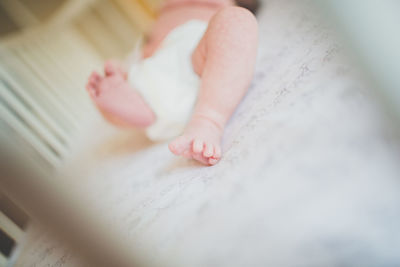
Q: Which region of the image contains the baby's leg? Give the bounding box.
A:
[169,6,258,165]
[86,61,156,128]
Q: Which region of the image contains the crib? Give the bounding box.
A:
[0,0,160,265]
[1,1,400,266]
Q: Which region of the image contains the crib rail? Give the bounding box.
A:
[0,30,99,167]
[0,0,160,167]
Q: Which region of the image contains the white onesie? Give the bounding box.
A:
[128,20,208,141]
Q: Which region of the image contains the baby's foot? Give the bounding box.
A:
[86,62,155,127]
[169,115,223,166]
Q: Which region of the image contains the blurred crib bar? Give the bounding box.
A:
[0,0,161,266]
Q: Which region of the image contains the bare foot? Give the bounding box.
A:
[169,115,223,166]
[86,61,156,128]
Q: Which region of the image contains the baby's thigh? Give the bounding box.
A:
[146,4,219,53]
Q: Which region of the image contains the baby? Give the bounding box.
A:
[86,0,259,166]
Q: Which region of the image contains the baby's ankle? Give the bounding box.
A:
[191,112,225,133]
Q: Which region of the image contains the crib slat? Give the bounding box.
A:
[17,43,81,120]
[76,11,122,58]
[52,26,103,83]
[0,64,71,142]
[0,82,68,158]
[95,0,140,51]
[33,36,94,119]
[28,37,89,114]
[0,211,24,243]
[12,47,80,130]
[0,64,71,146]
[0,104,60,167]
[0,71,61,166]
[0,252,7,266]
[114,0,153,33]
[36,31,88,89]
[47,0,95,26]
[0,52,77,135]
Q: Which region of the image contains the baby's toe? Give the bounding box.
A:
[208,158,219,165]
[104,61,114,76]
[192,153,211,166]
[104,60,122,76]
[192,139,204,154]
[168,136,190,155]
[86,72,101,97]
[90,72,101,85]
[203,143,214,158]
[208,146,222,165]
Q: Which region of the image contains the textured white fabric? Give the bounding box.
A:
[128,20,207,141]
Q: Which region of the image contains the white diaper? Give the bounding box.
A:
[128,20,208,141]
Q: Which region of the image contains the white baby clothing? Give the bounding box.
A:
[128,20,208,141]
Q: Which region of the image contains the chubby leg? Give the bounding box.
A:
[169,6,258,165]
[86,61,156,128]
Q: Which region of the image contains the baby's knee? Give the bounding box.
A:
[211,6,258,40]
[217,6,257,28]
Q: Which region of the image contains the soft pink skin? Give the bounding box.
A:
[86,61,156,128]
[86,0,258,166]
